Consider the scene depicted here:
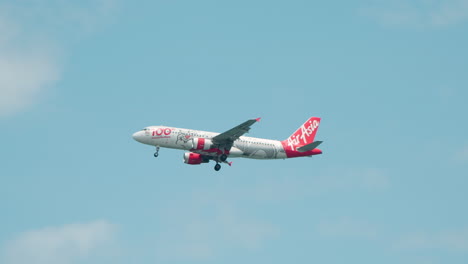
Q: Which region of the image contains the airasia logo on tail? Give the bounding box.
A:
[287,119,319,151]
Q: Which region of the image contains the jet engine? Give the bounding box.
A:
[183,152,209,165]
[192,138,213,150]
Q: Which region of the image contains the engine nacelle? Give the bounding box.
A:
[183,152,209,165]
[192,138,214,150]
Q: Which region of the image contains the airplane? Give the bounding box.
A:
[132,117,323,171]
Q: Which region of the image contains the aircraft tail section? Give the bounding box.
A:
[282,117,321,153]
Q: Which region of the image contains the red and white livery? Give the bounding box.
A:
[132,117,323,171]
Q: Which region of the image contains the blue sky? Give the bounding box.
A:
[1,0,468,263]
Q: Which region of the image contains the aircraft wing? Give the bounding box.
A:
[212,118,261,145]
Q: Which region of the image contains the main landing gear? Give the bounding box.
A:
[213,155,233,171]
[154,146,160,157]
[220,154,227,162]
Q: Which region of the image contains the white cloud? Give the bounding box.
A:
[0,55,59,117]
[360,0,468,28]
[455,145,468,162]
[316,217,379,240]
[316,167,390,192]
[0,15,60,118]
[247,167,390,202]
[1,220,116,264]
[155,195,278,261]
[431,0,468,26]
[150,167,388,261]
[0,1,119,118]
[394,228,468,251]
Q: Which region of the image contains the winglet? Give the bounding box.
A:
[255,117,261,122]
[228,161,233,166]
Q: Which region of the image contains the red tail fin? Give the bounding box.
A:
[282,117,321,151]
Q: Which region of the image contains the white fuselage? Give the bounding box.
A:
[132,126,288,160]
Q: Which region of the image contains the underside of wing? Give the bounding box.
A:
[190,149,222,157]
[212,118,261,145]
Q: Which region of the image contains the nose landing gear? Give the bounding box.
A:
[154,146,160,157]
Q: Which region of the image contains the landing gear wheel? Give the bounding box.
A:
[214,163,221,171]
[154,146,160,158]
[220,154,227,162]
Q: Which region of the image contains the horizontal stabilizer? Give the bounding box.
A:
[297,141,323,152]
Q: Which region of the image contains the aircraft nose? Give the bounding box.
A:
[132,131,142,142]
